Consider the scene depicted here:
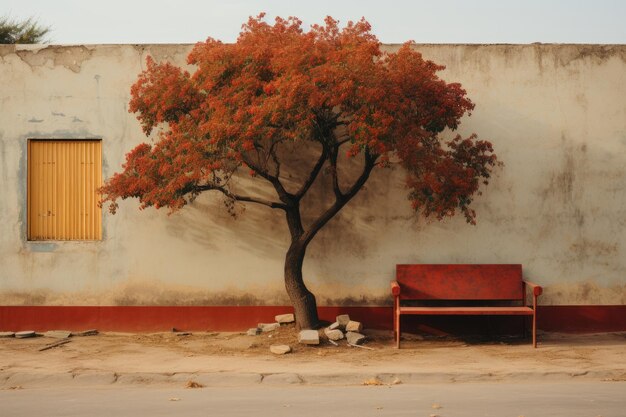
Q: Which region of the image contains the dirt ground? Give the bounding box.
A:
[1,326,626,384]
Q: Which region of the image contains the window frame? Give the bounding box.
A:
[27,138,103,241]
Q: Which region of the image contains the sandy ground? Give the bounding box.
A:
[1,326,625,387]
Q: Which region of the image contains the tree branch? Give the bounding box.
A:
[300,151,377,246]
[268,140,282,178]
[242,155,293,202]
[328,144,343,199]
[195,184,287,210]
[294,144,328,200]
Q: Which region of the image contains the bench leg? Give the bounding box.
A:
[532,311,537,348]
[394,312,400,349]
[393,298,400,348]
[532,294,539,348]
[396,320,400,349]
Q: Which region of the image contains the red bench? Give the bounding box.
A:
[391,264,542,348]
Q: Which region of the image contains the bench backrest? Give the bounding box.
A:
[396,264,523,301]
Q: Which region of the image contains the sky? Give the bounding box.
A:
[2,0,625,44]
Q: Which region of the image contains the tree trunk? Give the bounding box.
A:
[284,242,320,329]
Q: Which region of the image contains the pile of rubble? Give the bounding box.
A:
[299,314,366,347]
[246,313,368,355]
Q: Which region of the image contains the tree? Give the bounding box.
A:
[100,15,499,329]
[0,15,50,44]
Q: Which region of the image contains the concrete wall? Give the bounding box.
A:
[0,44,624,307]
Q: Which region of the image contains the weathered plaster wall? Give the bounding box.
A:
[0,44,624,306]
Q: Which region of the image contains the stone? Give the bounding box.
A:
[15,331,36,339]
[346,331,366,345]
[0,332,15,338]
[328,322,340,330]
[324,328,344,341]
[336,314,350,328]
[275,313,295,324]
[258,323,280,332]
[270,344,291,355]
[72,329,98,337]
[298,330,320,345]
[44,330,71,339]
[247,328,261,336]
[345,320,363,332]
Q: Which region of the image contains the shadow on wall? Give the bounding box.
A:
[153,95,625,296]
[164,191,288,259]
[161,139,406,263]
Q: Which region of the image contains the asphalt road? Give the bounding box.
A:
[2,381,624,417]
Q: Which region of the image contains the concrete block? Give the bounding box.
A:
[15,331,36,339]
[336,314,350,328]
[328,322,340,330]
[194,373,262,386]
[262,373,303,385]
[298,330,320,345]
[115,373,173,385]
[246,328,261,336]
[270,344,292,355]
[6,372,74,387]
[258,323,280,332]
[72,329,99,337]
[73,372,117,385]
[275,313,295,324]
[346,331,366,345]
[44,330,71,339]
[346,320,363,332]
[0,332,14,338]
[324,328,344,341]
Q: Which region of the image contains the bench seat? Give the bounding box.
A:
[398,306,534,315]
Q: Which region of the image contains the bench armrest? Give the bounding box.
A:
[524,280,543,297]
[390,281,401,297]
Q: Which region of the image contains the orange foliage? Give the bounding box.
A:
[100,14,498,224]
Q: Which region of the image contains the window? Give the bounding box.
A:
[27,140,102,240]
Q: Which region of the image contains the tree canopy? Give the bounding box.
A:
[0,15,50,44]
[100,15,499,328]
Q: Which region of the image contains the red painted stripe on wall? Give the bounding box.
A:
[537,305,626,333]
[0,306,392,333]
[0,305,624,333]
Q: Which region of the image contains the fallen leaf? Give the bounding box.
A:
[185,380,204,389]
[363,377,383,386]
[169,397,181,402]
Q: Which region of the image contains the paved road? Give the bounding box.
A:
[2,381,624,417]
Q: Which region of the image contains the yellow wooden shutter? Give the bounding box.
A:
[28,140,102,240]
